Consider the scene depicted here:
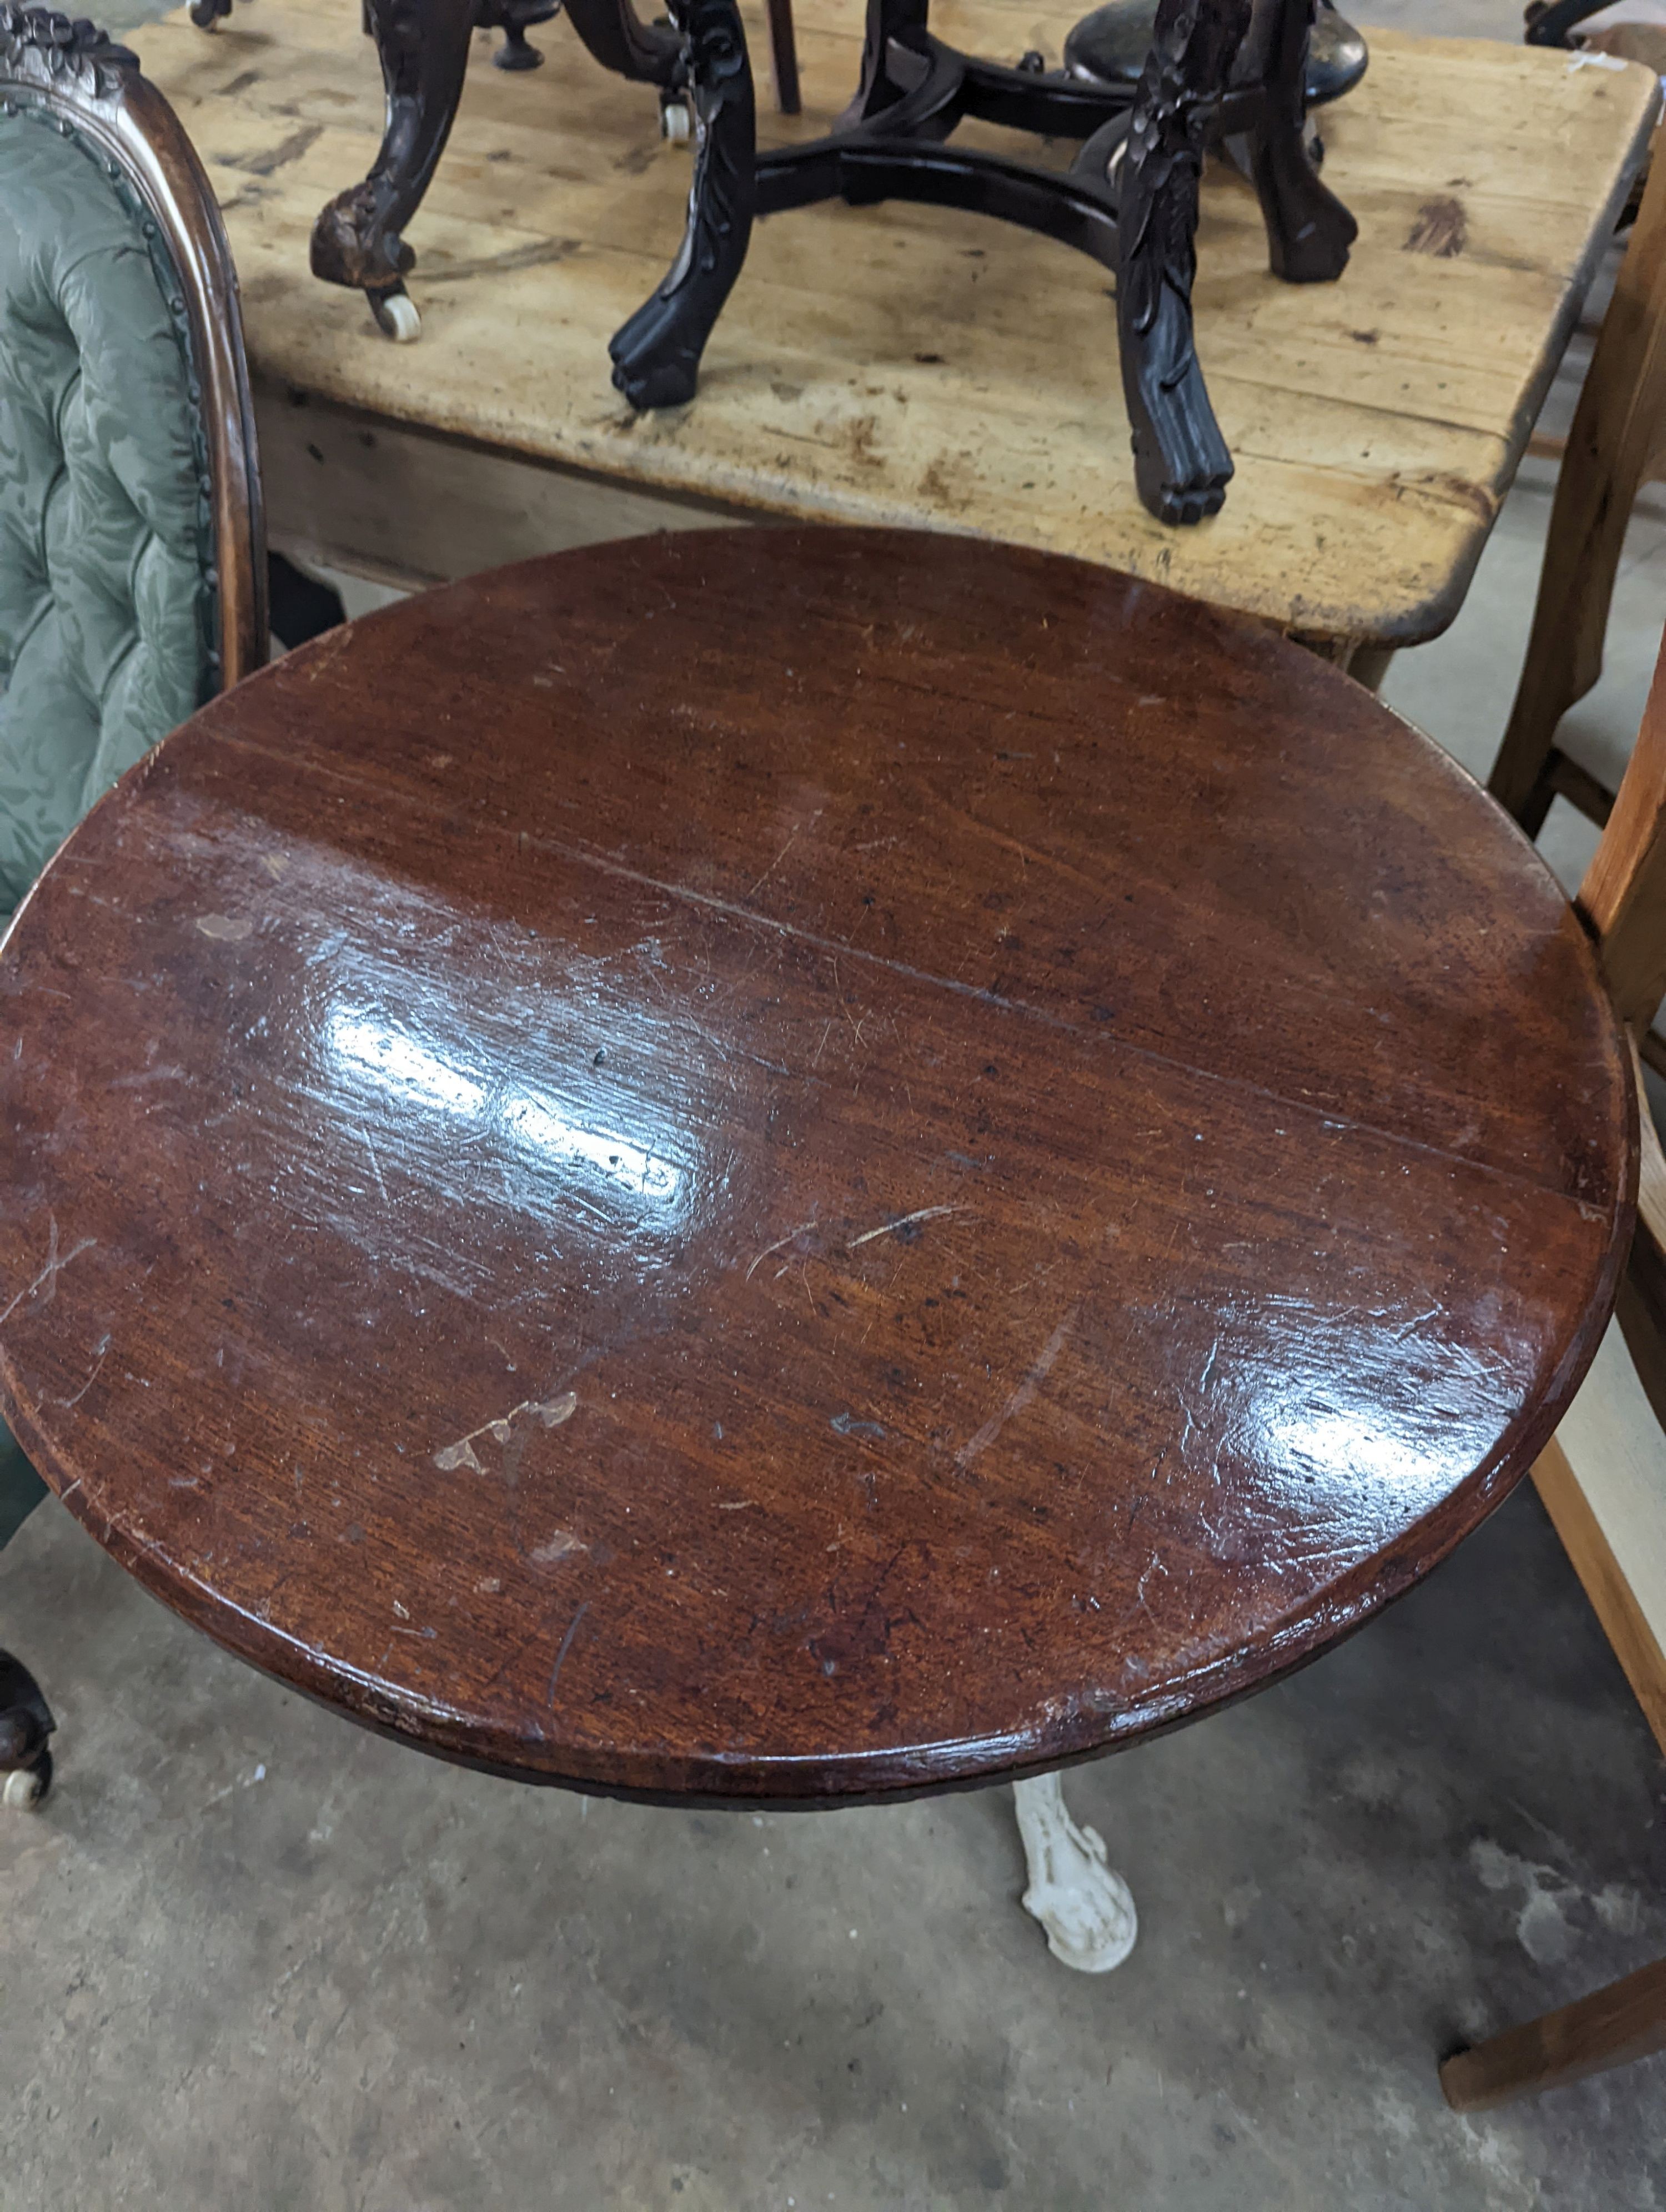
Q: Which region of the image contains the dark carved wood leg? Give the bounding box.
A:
[765,0,800,113]
[1246,0,1356,281]
[310,0,476,333]
[0,1649,54,1809]
[846,0,929,126]
[1115,0,1251,525]
[562,0,683,81]
[609,0,756,409]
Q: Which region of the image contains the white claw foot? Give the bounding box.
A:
[1013,1771,1137,1973]
[3,1765,47,1809]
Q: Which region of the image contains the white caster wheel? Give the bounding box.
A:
[370,288,421,343]
[660,99,691,143]
[3,1764,47,1809]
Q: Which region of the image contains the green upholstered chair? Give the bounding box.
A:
[0,1,269,1806]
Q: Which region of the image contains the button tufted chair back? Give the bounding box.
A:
[0,8,265,1707]
[0,3,264,925]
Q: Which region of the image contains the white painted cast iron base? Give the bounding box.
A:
[1012,1772,1138,1973]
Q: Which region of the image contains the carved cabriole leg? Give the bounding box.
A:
[1115,0,1251,525]
[310,0,477,336]
[610,0,756,409]
[845,0,929,128]
[1012,1771,1138,1972]
[1247,0,1356,281]
[0,1649,54,1810]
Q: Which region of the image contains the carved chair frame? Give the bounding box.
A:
[0,3,269,1811]
[0,2,267,686]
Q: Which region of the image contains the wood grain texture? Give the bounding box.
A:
[1440,1952,1666,2112]
[0,530,1636,1802]
[1580,638,1666,1030]
[126,0,1656,649]
[1533,1426,1666,1757]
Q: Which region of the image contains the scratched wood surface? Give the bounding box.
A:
[0,531,1636,1800]
[127,0,1656,650]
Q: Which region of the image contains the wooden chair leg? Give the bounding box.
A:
[1440,1954,1666,2110]
[1489,128,1666,833]
[764,0,799,113]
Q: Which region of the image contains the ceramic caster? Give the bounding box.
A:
[3,1754,50,1809]
[1013,1771,1138,1973]
[660,96,691,143]
[369,285,421,341]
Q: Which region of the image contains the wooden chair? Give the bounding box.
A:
[1487,118,1666,848]
[1441,617,1666,2110]
[0,1,336,1807]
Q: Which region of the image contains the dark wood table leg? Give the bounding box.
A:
[0,1650,53,1810]
[609,0,756,407]
[1115,0,1251,525]
[1247,0,1356,281]
[1441,1956,1666,2110]
[310,0,478,338]
[765,0,800,113]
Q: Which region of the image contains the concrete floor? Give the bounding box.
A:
[8,2,1666,2207]
[4,1421,1663,2208]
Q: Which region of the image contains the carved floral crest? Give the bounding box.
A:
[0,4,138,99]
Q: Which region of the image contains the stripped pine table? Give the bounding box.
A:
[132,0,1656,663]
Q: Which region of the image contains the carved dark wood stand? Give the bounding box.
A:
[307,0,1356,522]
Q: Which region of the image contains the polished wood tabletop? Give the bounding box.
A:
[0,530,1635,1803]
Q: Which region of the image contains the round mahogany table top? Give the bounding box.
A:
[0,529,1634,1804]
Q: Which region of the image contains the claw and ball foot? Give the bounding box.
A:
[0,1650,54,1812]
[1013,1772,1137,1972]
[310,0,474,336]
[610,0,755,408]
